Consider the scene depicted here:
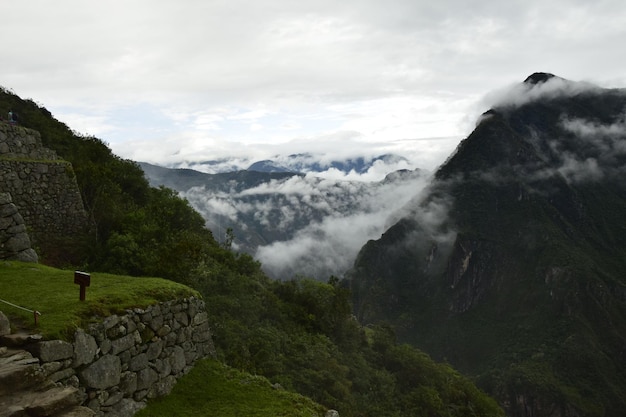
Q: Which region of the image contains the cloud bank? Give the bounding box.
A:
[180,169,430,280]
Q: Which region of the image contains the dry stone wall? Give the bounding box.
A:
[0,192,38,262]
[7,297,214,417]
[0,123,88,248]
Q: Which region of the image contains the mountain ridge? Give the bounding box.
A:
[347,73,626,417]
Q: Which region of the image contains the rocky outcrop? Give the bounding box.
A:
[0,297,215,417]
[0,192,38,262]
[0,123,88,249]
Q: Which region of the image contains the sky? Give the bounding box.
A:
[2,0,626,176]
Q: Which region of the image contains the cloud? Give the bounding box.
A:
[483,76,601,110]
[256,211,387,280]
[178,168,431,280]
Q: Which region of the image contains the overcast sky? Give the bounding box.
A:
[2,0,625,174]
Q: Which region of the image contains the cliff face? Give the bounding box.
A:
[0,123,88,258]
[347,74,626,416]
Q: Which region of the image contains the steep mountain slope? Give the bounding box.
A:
[347,73,626,417]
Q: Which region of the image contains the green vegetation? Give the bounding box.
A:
[0,86,503,416]
[0,261,197,340]
[185,263,503,416]
[136,359,326,417]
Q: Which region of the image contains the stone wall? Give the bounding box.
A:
[13,297,214,417]
[0,123,88,248]
[0,192,38,262]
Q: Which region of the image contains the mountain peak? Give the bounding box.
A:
[523,72,557,85]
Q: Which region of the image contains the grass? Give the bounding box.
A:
[0,260,199,340]
[135,359,327,417]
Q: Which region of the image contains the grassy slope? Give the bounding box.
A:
[135,359,326,417]
[0,260,198,340]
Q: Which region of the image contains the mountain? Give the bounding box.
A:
[166,153,409,175]
[346,73,626,416]
[247,153,409,174]
[139,161,429,280]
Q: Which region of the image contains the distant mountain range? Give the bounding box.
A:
[246,153,409,174]
[346,73,626,416]
[139,161,428,280]
[164,152,409,175]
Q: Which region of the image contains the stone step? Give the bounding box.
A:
[0,348,40,366]
[0,386,84,417]
[0,361,46,395]
[0,332,43,348]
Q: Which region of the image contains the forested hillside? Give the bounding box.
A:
[1,86,502,416]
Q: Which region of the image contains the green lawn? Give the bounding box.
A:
[136,359,326,417]
[0,260,198,340]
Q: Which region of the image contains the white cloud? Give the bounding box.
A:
[483,76,601,110]
[2,0,626,177]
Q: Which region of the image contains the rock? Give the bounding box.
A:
[128,352,148,372]
[79,355,121,389]
[0,311,10,336]
[24,386,83,417]
[169,345,186,374]
[136,367,158,391]
[110,398,146,417]
[120,371,138,396]
[49,367,76,383]
[148,375,176,398]
[145,339,163,361]
[192,312,208,326]
[31,340,74,362]
[73,329,98,367]
[110,331,139,355]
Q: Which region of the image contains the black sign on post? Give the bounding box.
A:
[74,271,91,301]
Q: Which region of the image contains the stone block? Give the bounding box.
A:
[79,354,121,389]
[169,345,186,375]
[73,329,98,367]
[192,312,208,326]
[128,353,148,372]
[145,340,163,361]
[111,398,146,417]
[110,331,139,355]
[148,375,177,399]
[32,340,74,362]
[120,371,138,397]
[0,311,10,336]
[136,367,158,391]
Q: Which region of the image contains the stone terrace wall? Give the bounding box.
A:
[22,297,214,417]
[0,192,38,262]
[0,123,88,247]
